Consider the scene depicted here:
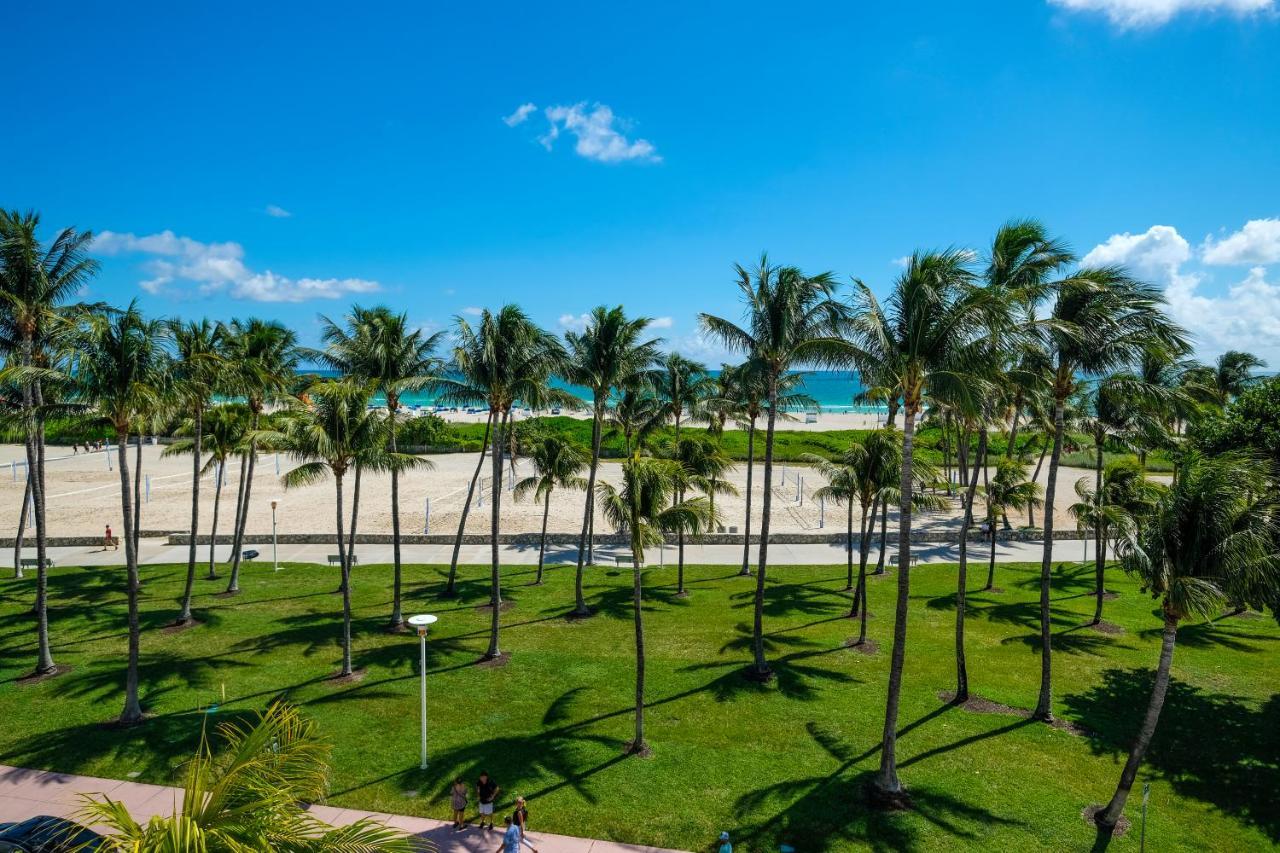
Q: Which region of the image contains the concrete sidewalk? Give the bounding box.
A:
[21,536,1098,570]
[0,764,688,853]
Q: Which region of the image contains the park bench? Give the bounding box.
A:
[19,557,55,569]
[888,554,921,567]
[241,549,259,562]
[614,554,636,567]
[327,554,359,566]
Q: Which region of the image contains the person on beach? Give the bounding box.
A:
[477,771,499,830]
[494,816,520,853]
[717,831,733,853]
[450,777,468,830]
[512,795,538,852]
[104,524,117,551]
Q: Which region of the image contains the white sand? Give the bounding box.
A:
[0,439,1130,542]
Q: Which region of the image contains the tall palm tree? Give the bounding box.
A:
[220,318,299,595]
[168,319,223,626]
[514,435,588,585]
[79,701,413,851]
[607,380,665,458]
[439,306,563,660]
[847,249,992,801]
[270,380,427,677]
[1206,350,1266,406]
[700,254,851,680]
[165,403,249,581]
[598,456,712,755]
[563,306,661,615]
[656,352,710,437]
[441,410,492,598]
[312,306,442,629]
[0,210,98,677]
[666,434,736,596]
[70,302,164,724]
[1092,452,1280,838]
[981,458,1042,591]
[1031,266,1186,721]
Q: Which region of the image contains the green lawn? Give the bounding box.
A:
[1,557,1276,851]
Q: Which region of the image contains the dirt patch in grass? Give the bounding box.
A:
[326,668,367,685]
[161,619,203,635]
[623,740,653,758]
[1082,805,1130,837]
[16,665,73,686]
[1090,620,1124,636]
[476,652,512,669]
[844,638,879,655]
[938,690,1090,736]
[474,600,517,614]
[214,590,241,599]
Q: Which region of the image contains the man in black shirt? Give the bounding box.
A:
[477,771,500,830]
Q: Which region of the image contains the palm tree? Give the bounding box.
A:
[441,411,492,598]
[656,352,710,437]
[1031,266,1186,721]
[168,319,223,626]
[598,457,712,755]
[700,254,851,680]
[439,306,563,660]
[1092,452,1280,838]
[607,380,665,458]
[79,701,415,851]
[1207,350,1266,406]
[0,210,98,677]
[515,435,587,585]
[666,434,736,596]
[220,318,299,595]
[271,380,427,677]
[981,458,1042,591]
[312,306,442,629]
[165,403,249,581]
[70,302,164,724]
[563,306,661,615]
[846,249,991,801]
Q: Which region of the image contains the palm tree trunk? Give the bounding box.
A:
[23,338,54,674]
[339,464,362,593]
[14,477,31,579]
[739,418,756,577]
[942,411,953,496]
[985,523,998,592]
[334,472,353,677]
[117,427,144,724]
[1034,387,1067,722]
[1093,436,1106,626]
[850,499,870,620]
[483,409,507,660]
[574,399,604,614]
[389,401,404,628]
[535,488,550,584]
[958,427,969,487]
[1096,610,1178,833]
[954,429,986,705]
[751,377,779,679]
[676,493,686,597]
[874,399,917,799]
[1028,439,1048,527]
[444,410,492,597]
[208,462,224,580]
[226,410,261,594]
[845,502,855,590]
[875,496,889,575]
[132,436,143,556]
[629,520,647,754]
[178,407,203,624]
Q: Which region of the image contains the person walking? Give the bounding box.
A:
[717,831,733,853]
[494,816,521,853]
[104,524,118,551]
[512,795,539,853]
[477,770,500,830]
[450,777,469,830]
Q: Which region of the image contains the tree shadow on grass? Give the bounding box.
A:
[680,640,859,703]
[1000,622,1133,657]
[1064,667,1280,843]
[727,580,847,620]
[56,650,256,708]
[1136,620,1278,654]
[730,721,1025,852]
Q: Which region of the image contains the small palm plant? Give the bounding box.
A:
[79,702,418,851]
[666,435,737,597]
[982,458,1043,591]
[1092,452,1280,837]
[514,435,588,584]
[598,457,713,755]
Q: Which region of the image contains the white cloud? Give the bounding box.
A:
[1166,266,1280,357]
[92,229,379,303]
[650,316,674,329]
[1048,0,1274,27]
[664,331,734,365]
[558,312,590,331]
[462,306,484,316]
[1081,224,1191,279]
[891,256,911,268]
[503,103,537,127]
[265,204,293,218]
[534,103,660,164]
[1201,217,1280,265]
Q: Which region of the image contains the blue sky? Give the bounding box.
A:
[6,0,1280,361]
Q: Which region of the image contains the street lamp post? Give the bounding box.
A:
[407,613,438,769]
[271,499,281,571]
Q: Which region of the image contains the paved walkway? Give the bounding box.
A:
[22,537,1099,570]
[0,764,687,852]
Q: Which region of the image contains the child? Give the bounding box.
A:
[477,771,499,830]
[450,778,469,830]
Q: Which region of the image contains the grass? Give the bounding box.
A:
[1,557,1276,852]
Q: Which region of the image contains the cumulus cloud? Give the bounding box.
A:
[503,103,537,127]
[92,229,379,303]
[265,204,293,218]
[558,312,590,332]
[462,306,484,317]
[1082,224,1191,279]
[1048,0,1275,27]
[891,256,911,267]
[521,102,659,164]
[1201,217,1280,265]
[649,316,674,329]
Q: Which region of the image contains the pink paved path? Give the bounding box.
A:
[0,764,689,853]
